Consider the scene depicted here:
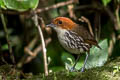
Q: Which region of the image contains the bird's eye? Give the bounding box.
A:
[58,20,62,24]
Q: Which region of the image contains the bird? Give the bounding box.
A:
[46,17,100,72]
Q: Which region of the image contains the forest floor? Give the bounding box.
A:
[0,57,120,80]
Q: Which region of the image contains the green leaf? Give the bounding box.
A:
[75,39,108,70]
[3,0,39,11]
[0,0,6,9]
[61,52,75,70]
[85,39,108,69]
[102,0,111,6]
[63,39,108,70]
[2,44,8,50]
[49,66,64,72]
[75,55,85,70]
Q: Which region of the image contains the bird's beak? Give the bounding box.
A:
[46,23,56,28]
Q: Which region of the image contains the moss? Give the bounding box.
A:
[28,57,120,80]
[0,57,120,80]
[23,66,118,80]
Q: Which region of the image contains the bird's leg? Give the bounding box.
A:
[80,53,89,72]
[70,55,80,72]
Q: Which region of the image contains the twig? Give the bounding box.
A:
[38,17,46,29]
[0,9,30,15]
[0,13,15,64]
[32,12,48,76]
[108,32,116,56]
[24,38,51,63]
[35,0,76,13]
[68,4,77,20]
[117,35,120,40]
[33,38,51,55]
[17,37,51,69]
[17,36,38,68]
[27,36,38,49]
[0,43,8,64]
[75,4,120,32]
[97,14,101,41]
[115,5,120,30]
[79,16,94,37]
[103,6,119,31]
[94,13,101,41]
[74,5,102,11]
[0,0,77,15]
[24,47,36,57]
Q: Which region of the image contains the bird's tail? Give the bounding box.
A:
[85,39,102,50]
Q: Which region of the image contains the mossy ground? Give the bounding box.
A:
[0,57,120,80]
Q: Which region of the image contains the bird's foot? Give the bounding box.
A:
[69,67,76,72]
[70,67,75,72]
[70,67,85,72]
[80,67,85,72]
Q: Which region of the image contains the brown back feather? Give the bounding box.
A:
[72,24,101,49]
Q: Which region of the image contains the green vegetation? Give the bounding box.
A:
[0,0,120,79]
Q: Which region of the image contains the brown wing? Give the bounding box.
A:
[72,24,94,40]
[72,24,101,49]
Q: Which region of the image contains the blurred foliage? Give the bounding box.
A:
[85,39,108,69]
[0,0,39,11]
[0,0,120,79]
[0,0,6,9]
[102,0,111,6]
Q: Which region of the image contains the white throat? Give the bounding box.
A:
[53,27,67,36]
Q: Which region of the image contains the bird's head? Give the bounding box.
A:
[47,17,76,33]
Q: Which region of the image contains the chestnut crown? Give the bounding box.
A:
[51,17,76,30]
